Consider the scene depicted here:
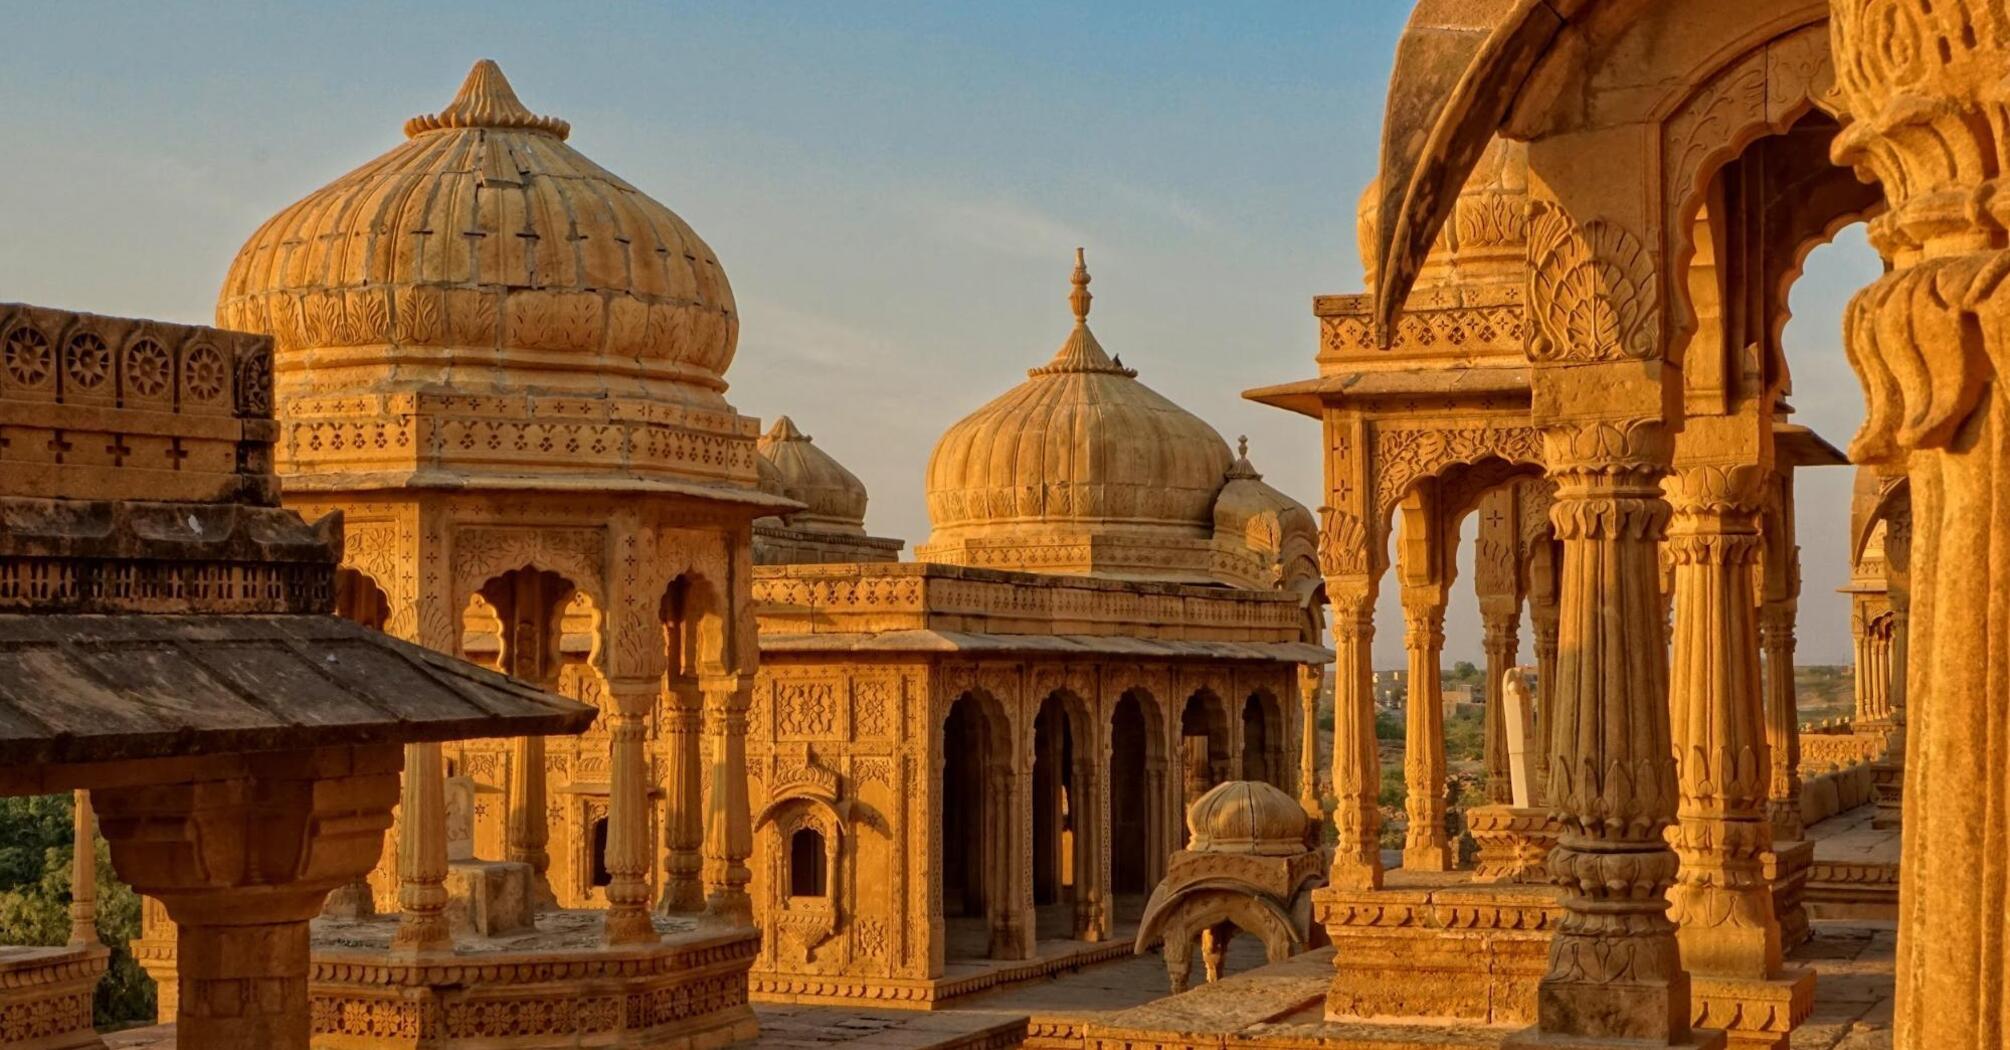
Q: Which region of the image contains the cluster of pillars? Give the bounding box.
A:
[1381,482,1561,870]
[392,568,754,953]
[1324,425,1827,1042]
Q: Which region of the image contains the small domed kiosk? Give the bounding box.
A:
[1135,780,1324,993]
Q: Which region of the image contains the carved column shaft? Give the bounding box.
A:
[603,680,656,945]
[1481,610,1521,805]
[1401,596,1452,872]
[1531,606,1560,802]
[1298,664,1323,819]
[1665,464,1781,979]
[392,742,451,951]
[1761,603,1804,842]
[659,678,705,913]
[69,790,97,947]
[1530,420,1688,1043]
[1327,585,1382,887]
[701,674,755,924]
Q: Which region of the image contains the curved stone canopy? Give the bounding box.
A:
[919,251,1237,584]
[216,60,768,497]
[1184,779,1308,856]
[1358,137,1527,294]
[757,415,869,535]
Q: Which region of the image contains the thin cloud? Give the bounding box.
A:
[918,195,1099,262]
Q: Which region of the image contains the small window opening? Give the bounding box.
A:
[790,827,827,898]
[590,818,611,887]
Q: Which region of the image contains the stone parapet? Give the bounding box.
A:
[0,944,109,1050]
[0,301,276,507]
[309,925,758,1048]
[754,561,1318,644]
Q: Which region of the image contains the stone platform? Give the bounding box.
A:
[307,910,758,1048]
[751,923,1140,1010]
[1803,806,1899,921]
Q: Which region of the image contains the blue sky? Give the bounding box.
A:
[0,2,1877,665]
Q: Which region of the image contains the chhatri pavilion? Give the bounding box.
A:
[743,251,1330,1007]
[17,0,2010,1044]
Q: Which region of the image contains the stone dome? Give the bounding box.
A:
[1185,780,1308,856]
[757,416,868,535]
[216,61,764,495]
[918,251,1235,583]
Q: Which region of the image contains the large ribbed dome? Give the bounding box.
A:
[216,61,762,494]
[758,416,868,535]
[918,251,1234,583]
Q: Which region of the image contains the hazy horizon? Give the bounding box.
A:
[0,2,1880,666]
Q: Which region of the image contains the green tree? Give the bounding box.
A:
[0,795,154,1026]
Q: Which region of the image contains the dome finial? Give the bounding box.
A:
[1069,247,1092,325]
[405,59,571,140]
[1238,435,1249,458]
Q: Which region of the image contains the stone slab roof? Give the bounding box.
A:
[0,614,595,767]
[758,630,1330,663]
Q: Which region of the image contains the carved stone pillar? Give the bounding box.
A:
[506,734,555,909]
[1072,754,1104,940]
[603,678,656,945]
[1823,14,2010,1036]
[1481,609,1521,805]
[1401,594,1451,872]
[701,673,755,924]
[1665,465,1813,1044]
[94,747,400,1050]
[1298,663,1322,818]
[658,676,705,913]
[1530,602,1559,800]
[1326,583,1382,887]
[1760,602,1804,843]
[1849,610,1872,724]
[69,790,97,947]
[1518,419,1690,1046]
[1874,514,1911,829]
[391,742,451,951]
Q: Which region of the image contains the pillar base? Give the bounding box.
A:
[1401,844,1455,873]
[1689,969,1815,1050]
[1869,760,1902,830]
[1762,841,1813,950]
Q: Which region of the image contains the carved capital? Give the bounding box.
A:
[1316,506,1371,577]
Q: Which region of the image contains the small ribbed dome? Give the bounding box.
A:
[919,251,1233,583]
[1213,438,1320,589]
[758,416,868,535]
[1185,780,1308,856]
[217,61,762,493]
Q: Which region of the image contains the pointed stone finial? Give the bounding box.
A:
[765,415,808,442]
[1238,435,1249,459]
[405,59,571,140]
[1069,247,1093,325]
